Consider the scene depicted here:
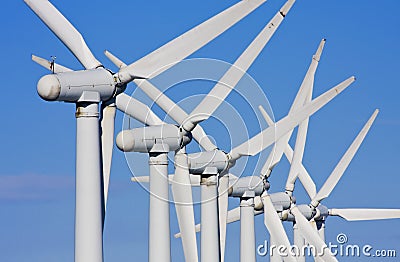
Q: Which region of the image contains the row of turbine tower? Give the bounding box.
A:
[25,0,400,261]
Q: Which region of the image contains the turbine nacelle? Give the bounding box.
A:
[314,204,329,220]
[187,150,229,175]
[229,176,264,198]
[116,124,192,153]
[286,204,316,222]
[37,68,120,102]
[254,192,292,211]
[269,192,292,212]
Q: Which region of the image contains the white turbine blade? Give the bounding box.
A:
[32,54,73,73]
[171,153,198,262]
[262,194,297,262]
[291,206,338,262]
[115,93,164,126]
[285,74,313,192]
[182,0,296,131]
[288,39,325,113]
[100,103,116,211]
[131,176,151,183]
[227,206,241,224]
[218,175,229,262]
[259,105,275,127]
[24,0,101,69]
[134,79,217,151]
[330,208,400,221]
[131,175,176,183]
[174,206,263,239]
[259,105,277,177]
[117,0,269,82]
[104,50,127,69]
[259,105,316,198]
[175,224,201,239]
[262,39,326,174]
[283,145,316,199]
[312,109,379,205]
[229,77,355,160]
[285,117,309,191]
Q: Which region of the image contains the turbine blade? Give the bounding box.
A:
[259,106,316,198]
[174,224,201,239]
[32,54,73,73]
[218,175,230,262]
[261,39,325,175]
[283,145,317,199]
[100,103,116,212]
[117,0,270,82]
[171,153,198,262]
[104,50,127,69]
[285,116,309,192]
[288,39,325,113]
[329,208,400,221]
[229,77,355,161]
[24,0,101,69]
[115,93,164,126]
[262,194,297,262]
[131,175,174,183]
[227,206,241,224]
[181,0,295,131]
[174,206,265,239]
[291,206,338,262]
[258,105,274,126]
[312,109,379,205]
[285,61,315,190]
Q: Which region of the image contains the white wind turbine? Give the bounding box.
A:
[181,77,351,262]
[25,0,273,261]
[225,108,400,262]
[116,1,298,260]
[124,57,354,262]
[256,40,383,260]
[110,2,295,261]
[282,108,400,262]
[174,77,356,262]
[120,4,355,262]
[268,109,380,262]
[176,38,355,262]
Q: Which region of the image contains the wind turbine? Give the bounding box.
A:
[120,3,356,261]
[268,109,380,262]
[114,1,298,261]
[121,61,354,262]
[227,175,297,262]
[176,38,355,261]
[223,109,389,262]
[182,78,353,261]
[174,76,356,262]
[25,0,273,261]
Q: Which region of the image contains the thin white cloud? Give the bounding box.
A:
[0,173,74,201]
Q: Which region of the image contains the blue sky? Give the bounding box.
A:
[1,0,400,261]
